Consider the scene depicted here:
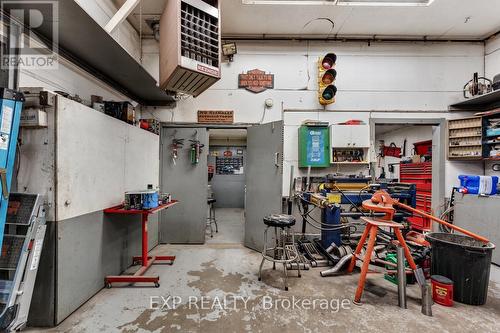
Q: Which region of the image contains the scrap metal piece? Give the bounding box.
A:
[320,254,353,277]
[285,244,310,270]
[397,246,407,309]
[421,284,433,316]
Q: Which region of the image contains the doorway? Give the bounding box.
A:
[159,121,284,248]
[207,128,247,244]
[371,118,446,228]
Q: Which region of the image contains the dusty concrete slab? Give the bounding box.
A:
[25,209,500,333]
[26,242,500,333]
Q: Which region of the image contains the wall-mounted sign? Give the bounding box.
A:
[198,110,234,124]
[223,150,233,157]
[238,69,274,93]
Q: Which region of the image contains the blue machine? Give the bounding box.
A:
[0,88,24,249]
[321,204,341,248]
[318,182,417,248]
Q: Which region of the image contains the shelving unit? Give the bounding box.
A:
[447,117,483,160]
[482,114,500,159]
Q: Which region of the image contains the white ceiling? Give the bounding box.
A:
[115,0,500,40]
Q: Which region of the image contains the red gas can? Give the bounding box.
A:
[431,275,454,306]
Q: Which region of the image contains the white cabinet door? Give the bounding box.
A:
[349,125,370,147]
[330,125,352,147]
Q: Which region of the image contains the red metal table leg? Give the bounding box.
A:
[104,213,176,288]
[142,213,149,266]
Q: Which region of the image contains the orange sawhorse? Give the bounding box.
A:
[347,216,417,304]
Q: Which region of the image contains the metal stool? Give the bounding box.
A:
[207,198,218,237]
[258,214,301,291]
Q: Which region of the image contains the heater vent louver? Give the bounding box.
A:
[160,0,221,97]
[180,2,219,68]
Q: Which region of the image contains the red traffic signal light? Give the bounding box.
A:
[318,53,337,106]
[321,53,337,70]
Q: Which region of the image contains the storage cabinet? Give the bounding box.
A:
[330,124,370,148]
[400,162,432,231]
[330,124,370,164]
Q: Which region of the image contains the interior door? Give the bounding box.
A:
[160,127,208,243]
[245,121,284,251]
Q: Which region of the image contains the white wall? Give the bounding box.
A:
[484,35,500,177]
[375,125,433,178]
[485,35,500,79]
[145,40,485,195]
[145,40,484,122]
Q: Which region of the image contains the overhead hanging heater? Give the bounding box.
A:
[159,0,221,97]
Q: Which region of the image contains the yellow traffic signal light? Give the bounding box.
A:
[318,53,337,106]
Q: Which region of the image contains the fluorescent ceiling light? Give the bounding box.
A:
[338,0,434,6]
[242,0,337,4]
[242,0,434,5]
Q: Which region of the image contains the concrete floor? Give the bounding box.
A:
[27,208,500,333]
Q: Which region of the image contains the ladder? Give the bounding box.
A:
[0,193,46,332]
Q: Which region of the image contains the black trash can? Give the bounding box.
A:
[425,232,495,305]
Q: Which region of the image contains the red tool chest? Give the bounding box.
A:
[400,162,432,231]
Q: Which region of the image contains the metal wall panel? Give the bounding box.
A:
[27,220,56,327]
[454,194,500,265]
[17,94,162,325]
[56,97,160,221]
[55,211,158,323]
[160,127,208,243]
[244,121,284,252]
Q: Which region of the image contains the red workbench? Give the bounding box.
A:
[103,200,178,288]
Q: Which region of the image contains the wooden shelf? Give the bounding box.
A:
[449,126,482,130]
[448,156,482,160]
[449,144,482,148]
[449,134,482,139]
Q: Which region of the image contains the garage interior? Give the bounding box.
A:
[0,0,500,332]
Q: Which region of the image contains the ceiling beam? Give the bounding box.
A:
[105,0,141,34]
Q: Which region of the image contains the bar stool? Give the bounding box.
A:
[207,198,218,237]
[347,216,418,305]
[258,214,301,291]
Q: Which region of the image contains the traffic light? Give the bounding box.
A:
[318,53,337,106]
